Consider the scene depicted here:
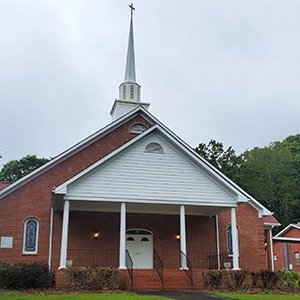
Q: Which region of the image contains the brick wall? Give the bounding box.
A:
[218,203,267,271]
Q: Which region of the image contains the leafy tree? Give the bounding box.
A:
[195,135,300,227]
[0,155,50,183]
[234,143,298,227]
[194,139,240,179]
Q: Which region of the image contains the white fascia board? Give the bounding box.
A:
[138,107,272,216]
[275,224,300,237]
[63,196,238,207]
[273,237,300,243]
[0,107,152,200]
[54,125,159,194]
[264,222,281,228]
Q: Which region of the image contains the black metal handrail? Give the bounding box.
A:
[153,249,163,288]
[126,250,133,289]
[180,250,193,286]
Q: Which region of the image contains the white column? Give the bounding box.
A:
[119,202,127,269]
[215,214,221,270]
[269,227,275,271]
[59,200,69,269]
[180,205,187,269]
[48,206,54,270]
[231,207,240,270]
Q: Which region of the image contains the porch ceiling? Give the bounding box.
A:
[53,199,232,216]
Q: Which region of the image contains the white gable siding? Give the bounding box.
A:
[66,132,237,206]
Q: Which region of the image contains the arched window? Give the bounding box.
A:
[130,85,134,99]
[226,225,239,256]
[145,142,164,154]
[122,85,127,99]
[130,123,147,134]
[23,218,39,254]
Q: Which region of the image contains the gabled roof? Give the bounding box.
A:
[0,106,274,217]
[275,223,300,237]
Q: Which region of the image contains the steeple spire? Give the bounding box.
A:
[110,3,150,121]
[124,3,136,82]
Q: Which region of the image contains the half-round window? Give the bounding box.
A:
[145,142,164,154]
[23,218,39,254]
[130,124,147,134]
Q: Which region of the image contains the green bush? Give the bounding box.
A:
[278,270,300,288]
[0,262,54,290]
[67,267,121,290]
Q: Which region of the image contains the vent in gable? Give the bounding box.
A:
[130,124,147,134]
[145,142,164,154]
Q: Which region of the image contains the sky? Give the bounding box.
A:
[0,0,300,166]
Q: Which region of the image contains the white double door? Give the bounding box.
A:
[126,229,153,269]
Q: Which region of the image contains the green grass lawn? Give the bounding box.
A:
[217,293,300,300]
[0,292,167,300]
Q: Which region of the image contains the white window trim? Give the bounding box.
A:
[22,218,39,255]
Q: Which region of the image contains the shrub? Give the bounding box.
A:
[278,270,300,288]
[259,270,279,289]
[0,262,54,290]
[251,271,260,287]
[203,270,223,290]
[229,270,248,290]
[67,267,121,290]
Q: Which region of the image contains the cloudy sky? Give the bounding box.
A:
[0,0,300,166]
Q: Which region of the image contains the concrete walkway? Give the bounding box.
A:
[137,291,227,300]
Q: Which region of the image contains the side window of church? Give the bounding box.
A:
[23,218,39,254]
[294,252,300,265]
[226,225,239,256]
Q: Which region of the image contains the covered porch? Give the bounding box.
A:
[53,199,239,273]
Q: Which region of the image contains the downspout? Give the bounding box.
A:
[269,226,274,271]
[48,206,54,270]
[215,215,221,270]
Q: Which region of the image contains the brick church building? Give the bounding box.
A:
[0,5,280,290]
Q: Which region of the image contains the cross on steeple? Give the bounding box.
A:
[129,2,135,16]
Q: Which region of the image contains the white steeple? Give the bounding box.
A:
[110,3,150,121]
[124,6,136,83]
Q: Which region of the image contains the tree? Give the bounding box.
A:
[194,139,240,179]
[235,142,299,227]
[0,155,50,183]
